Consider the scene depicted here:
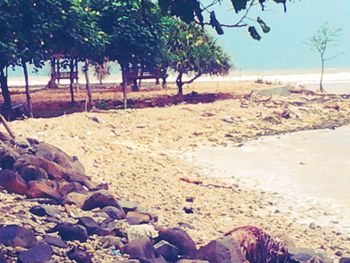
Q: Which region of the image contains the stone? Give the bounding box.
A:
[127,225,158,241]
[176,261,210,263]
[26,180,61,200]
[77,217,100,235]
[19,165,48,182]
[53,223,88,242]
[118,200,139,213]
[157,227,197,258]
[289,247,332,263]
[340,258,350,263]
[154,240,180,262]
[82,190,121,211]
[18,243,53,263]
[124,238,166,263]
[58,181,86,196]
[0,225,37,248]
[43,235,67,248]
[100,236,124,249]
[183,207,194,214]
[29,205,61,218]
[101,206,126,219]
[126,211,151,225]
[0,169,28,194]
[197,237,245,263]
[67,247,92,263]
[0,146,18,169]
[63,192,88,207]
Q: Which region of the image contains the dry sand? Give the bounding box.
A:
[2,82,350,261]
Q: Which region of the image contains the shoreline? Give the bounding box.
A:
[183,125,350,236]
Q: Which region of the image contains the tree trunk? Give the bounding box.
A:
[176,72,184,97]
[69,59,75,104]
[84,60,92,110]
[121,65,128,109]
[320,58,325,93]
[0,67,12,110]
[22,62,33,118]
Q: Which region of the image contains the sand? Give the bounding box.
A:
[2,82,350,261]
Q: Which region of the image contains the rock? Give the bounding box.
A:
[0,169,28,194]
[19,165,48,182]
[126,211,151,225]
[18,243,53,263]
[157,227,197,258]
[183,207,194,214]
[63,192,88,207]
[0,146,18,169]
[53,223,88,242]
[154,240,179,262]
[43,235,67,248]
[197,237,245,263]
[77,217,100,235]
[0,225,37,248]
[340,258,350,263]
[124,238,166,263]
[58,181,86,196]
[176,261,209,263]
[26,180,61,200]
[82,190,121,211]
[67,247,92,263]
[225,226,290,263]
[289,247,332,263]
[101,206,126,219]
[100,236,124,249]
[127,225,158,241]
[29,205,61,217]
[119,200,139,213]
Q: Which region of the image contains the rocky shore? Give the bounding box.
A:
[1,87,350,262]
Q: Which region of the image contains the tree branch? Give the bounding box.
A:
[183,72,202,85]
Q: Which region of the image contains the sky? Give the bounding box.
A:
[9,0,350,78]
[208,0,350,71]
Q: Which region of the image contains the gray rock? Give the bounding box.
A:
[18,243,53,263]
[154,240,179,262]
[0,225,37,248]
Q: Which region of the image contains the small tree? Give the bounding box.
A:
[309,23,341,92]
[94,62,111,84]
[164,21,232,96]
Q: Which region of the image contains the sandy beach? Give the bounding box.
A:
[0,81,349,261]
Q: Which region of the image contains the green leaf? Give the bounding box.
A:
[248,26,261,41]
[230,0,247,13]
[257,17,270,33]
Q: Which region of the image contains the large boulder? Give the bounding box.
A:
[197,237,246,263]
[0,225,37,248]
[157,227,197,258]
[0,169,28,194]
[0,144,18,169]
[19,165,49,182]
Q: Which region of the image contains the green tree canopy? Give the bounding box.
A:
[163,20,232,96]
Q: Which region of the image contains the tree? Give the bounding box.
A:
[94,62,112,84]
[93,0,163,109]
[163,20,232,96]
[158,0,291,39]
[308,23,341,92]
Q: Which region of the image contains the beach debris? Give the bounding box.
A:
[180,177,202,185]
[225,226,290,263]
[197,236,246,263]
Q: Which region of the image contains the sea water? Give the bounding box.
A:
[184,125,350,234]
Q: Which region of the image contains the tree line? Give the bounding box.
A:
[0,0,290,117]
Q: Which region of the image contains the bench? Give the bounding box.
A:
[126,69,168,91]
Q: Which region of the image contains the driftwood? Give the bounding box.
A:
[0,115,15,139]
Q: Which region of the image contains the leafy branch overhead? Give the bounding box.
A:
[158,0,290,40]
